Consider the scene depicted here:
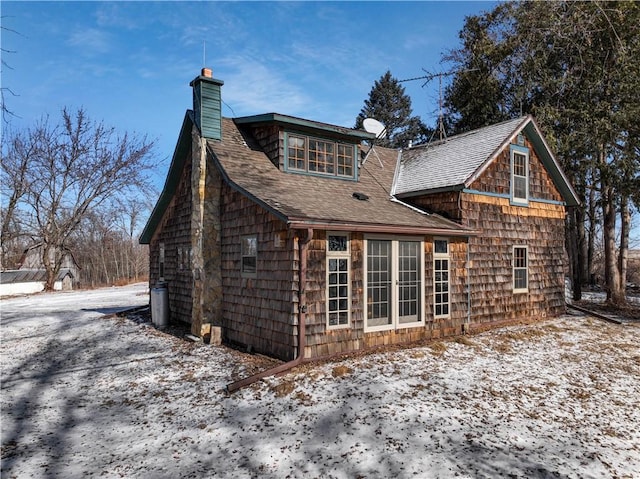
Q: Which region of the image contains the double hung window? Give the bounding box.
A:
[513,246,528,293]
[511,145,529,205]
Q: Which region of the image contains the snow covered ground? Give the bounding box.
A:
[2,284,639,478]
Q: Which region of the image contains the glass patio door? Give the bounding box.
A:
[366,239,422,329]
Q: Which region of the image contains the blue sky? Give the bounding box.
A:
[2,1,496,177]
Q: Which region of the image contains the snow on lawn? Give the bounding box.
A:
[2,284,639,479]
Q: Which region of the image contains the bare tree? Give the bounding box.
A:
[1,127,35,268]
[1,18,22,123]
[1,108,156,290]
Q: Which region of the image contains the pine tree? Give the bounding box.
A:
[355,70,428,148]
[443,1,640,305]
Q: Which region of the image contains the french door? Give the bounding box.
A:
[366,238,423,331]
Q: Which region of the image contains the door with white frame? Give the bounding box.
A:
[365,237,424,332]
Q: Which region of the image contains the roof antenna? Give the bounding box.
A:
[203,40,206,67]
[362,118,387,167]
[400,67,479,142]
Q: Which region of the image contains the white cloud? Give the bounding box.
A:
[67,27,111,55]
[216,56,312,117]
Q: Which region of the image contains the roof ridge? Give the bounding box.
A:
[410,115,529,151]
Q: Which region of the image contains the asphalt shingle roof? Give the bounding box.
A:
[394,116,528,196]
[207,118,473,235]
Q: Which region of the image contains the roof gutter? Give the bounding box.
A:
[286,219,478,237]
[226,227,313,393]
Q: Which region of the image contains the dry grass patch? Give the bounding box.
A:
[543,323,570,333]
[332,365,353,378]
[428,341,447,356]
[293,390,314,405]
[408,350,426,359]
[492,340,513,354]
[500,328,547,341]
[570,388,592,401]
[453,336,476,347]
[271,379,295,398]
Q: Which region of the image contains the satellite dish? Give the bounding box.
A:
[363,118,387,139]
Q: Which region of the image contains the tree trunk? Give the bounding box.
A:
[42,242,56,291]
[586,176,597,286]
[602,183,624,304]
[618,195,630,302]
[566,208,582,301]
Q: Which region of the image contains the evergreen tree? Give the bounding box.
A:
[355,70,429,148]
[443,1,640,305]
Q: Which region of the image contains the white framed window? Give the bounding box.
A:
[364,236,424,332]
[510,145,529,205]
[286,133,356,179]
[326,233,350,329]
[433,238,450,318]
[513,246,528,293]
[241,235,257,278]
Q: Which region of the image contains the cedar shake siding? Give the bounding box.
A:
[462,138,566,327]
[141,74,580,364]
[406,136,567,330]
[302,232,469,359]
[246,124,282,168]
[149,150,194,324]
[220,186,297,361]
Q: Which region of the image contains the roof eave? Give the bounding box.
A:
[395,184,466,199]
[234,113,375,141]
[139,111,194,244]
[465,115,531,188]
[523,119,581,207]
[286,219,478,237]
[463,115,580,207]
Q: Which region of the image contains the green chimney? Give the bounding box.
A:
[190,68,224,140]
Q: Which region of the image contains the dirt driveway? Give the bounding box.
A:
[2,284,639,478]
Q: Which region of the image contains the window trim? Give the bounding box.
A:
[433,237,451,319]
[284,132,358,180]
[326,232,351,330]
[513,245,528,293]
[510,144,529,206]
[241,234,258,278]
[158,242,165,281]
[363,235,425,333]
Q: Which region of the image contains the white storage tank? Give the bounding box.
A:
[150,281,169,329]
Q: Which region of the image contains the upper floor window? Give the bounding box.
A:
[510,145,529,205]
[286,133,356,179]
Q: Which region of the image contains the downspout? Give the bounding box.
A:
[465,238,471,334]
[226,228,313,393]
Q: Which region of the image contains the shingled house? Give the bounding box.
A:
[140,69,579,362]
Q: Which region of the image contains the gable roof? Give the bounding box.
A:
[207,118,475,235]
[139,112,194,244]
[393,115,580,206]
[1,269,74,284]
